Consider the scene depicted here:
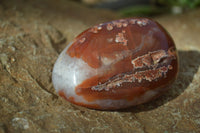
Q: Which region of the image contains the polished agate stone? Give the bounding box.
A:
[52,18,178,110]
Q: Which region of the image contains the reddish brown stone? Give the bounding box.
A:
[53,18,178,110]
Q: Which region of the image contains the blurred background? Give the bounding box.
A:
[74,0,200,16]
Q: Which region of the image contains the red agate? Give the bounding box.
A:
[52,18,178,110]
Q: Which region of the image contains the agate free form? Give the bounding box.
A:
[52,18,178,110]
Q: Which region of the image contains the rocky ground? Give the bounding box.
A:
[0,0,200,133]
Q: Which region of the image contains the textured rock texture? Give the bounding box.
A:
[0,0,200,132]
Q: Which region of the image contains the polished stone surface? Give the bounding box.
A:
[53,18,178,110]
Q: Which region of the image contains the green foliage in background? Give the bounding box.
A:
[158,0,200,9]
[119,5,164,17]
[119,0,200,17]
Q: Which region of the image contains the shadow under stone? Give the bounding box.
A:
[118,50,200,113]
